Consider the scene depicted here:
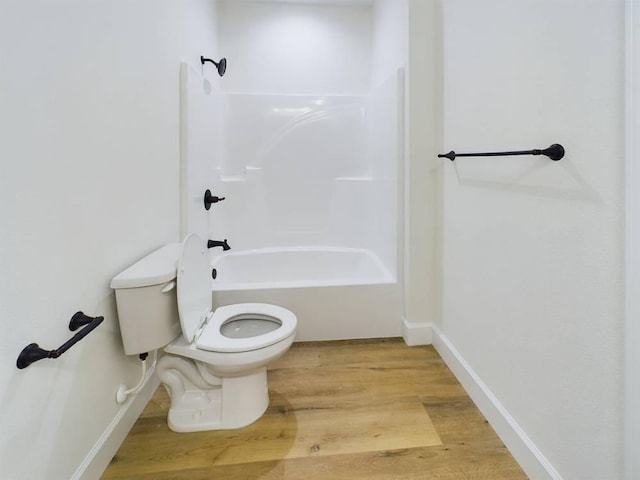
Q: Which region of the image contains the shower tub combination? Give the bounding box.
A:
[210,247,401,341]
[181,62,404,341]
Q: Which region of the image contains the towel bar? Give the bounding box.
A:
[16,312,104,369]
[438,143,565,162]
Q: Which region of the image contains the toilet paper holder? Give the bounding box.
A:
[16,312,104,369]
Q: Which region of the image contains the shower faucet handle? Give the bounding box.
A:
[204,189,226,210]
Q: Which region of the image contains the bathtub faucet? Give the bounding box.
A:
[208,239,231,251]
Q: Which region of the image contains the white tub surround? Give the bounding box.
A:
[180,51,404,341]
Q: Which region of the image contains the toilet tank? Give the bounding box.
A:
[110,244,183,355]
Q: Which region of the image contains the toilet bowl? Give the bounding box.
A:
[110,233,297,432]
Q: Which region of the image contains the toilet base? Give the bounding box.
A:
[158,354,270,432]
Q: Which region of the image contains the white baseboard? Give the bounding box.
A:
[401,317,433,346]
[71,366,160,480]
[430,325,563,480]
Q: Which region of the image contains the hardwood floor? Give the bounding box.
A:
[102,339,527,479]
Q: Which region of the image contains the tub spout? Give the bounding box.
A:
[208,239,231,251]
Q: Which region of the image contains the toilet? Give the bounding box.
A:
[110,233,297,432]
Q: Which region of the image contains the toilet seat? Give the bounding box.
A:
[177,233,296,354]
[197,303,297,353]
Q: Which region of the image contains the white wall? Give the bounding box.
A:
[371,0,407,88]
[403,0,441,343]
[440,1,624,478]
[0,1,218,478]
[217,0,372,94]
[627,3,640,477]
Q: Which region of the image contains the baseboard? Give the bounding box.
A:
[401,317,433,346]
[71,365,160,480]
[431,325,563,480]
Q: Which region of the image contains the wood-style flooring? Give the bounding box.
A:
[102,338,527,479]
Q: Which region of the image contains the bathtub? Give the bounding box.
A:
[210,247,402,341]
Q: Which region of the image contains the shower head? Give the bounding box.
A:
[200,56,227,77]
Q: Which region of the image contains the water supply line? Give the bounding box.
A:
[116,352,150,404]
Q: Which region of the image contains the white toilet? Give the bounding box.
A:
[110,233,297,432]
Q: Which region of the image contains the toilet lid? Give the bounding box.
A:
[177,233,212,343]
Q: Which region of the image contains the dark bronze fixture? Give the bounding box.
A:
[438,143,565,162]
[200,56,227,77]
[204,189,226,210]
[16,312,104,369]
[208,239,230,251]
